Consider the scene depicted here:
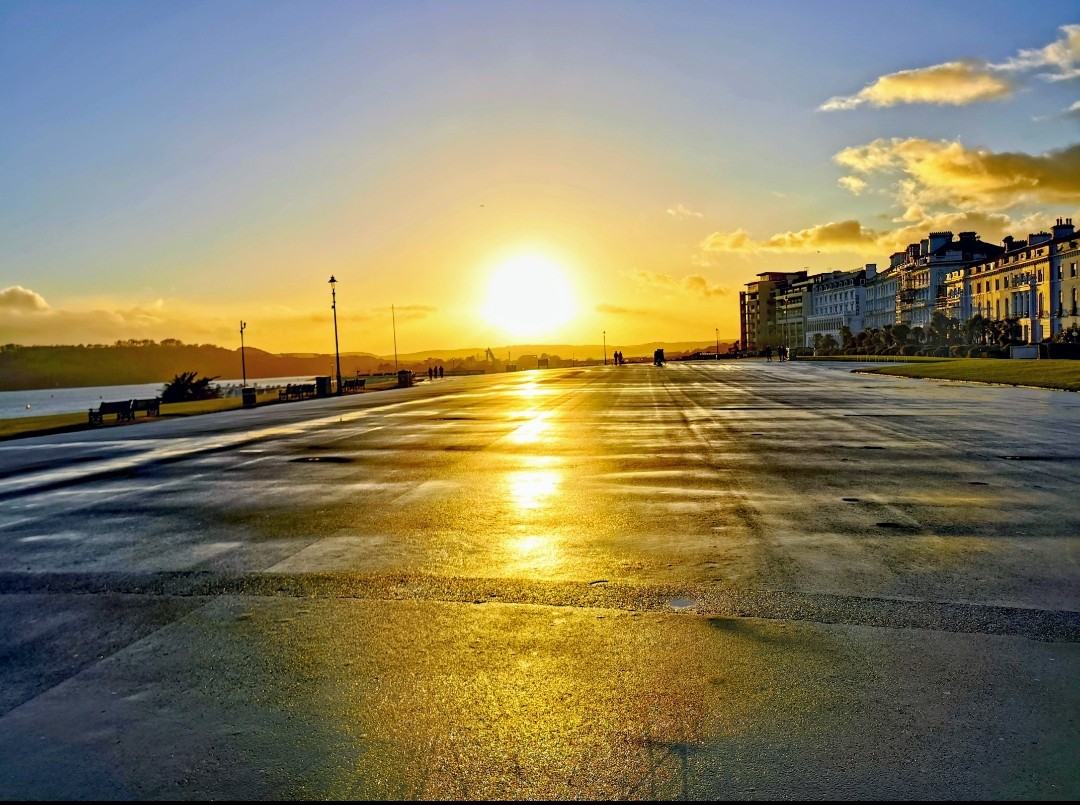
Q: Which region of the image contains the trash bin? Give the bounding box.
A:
[241,387,257,408]
[315,376,332,397]
[397,370,413,388]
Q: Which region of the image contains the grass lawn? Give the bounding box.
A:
[0,391,278,441]
[857,358,1080,392]
[799,355,952,363]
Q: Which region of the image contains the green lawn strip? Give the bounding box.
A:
[799,355,953,363]
[858,358,1080,392]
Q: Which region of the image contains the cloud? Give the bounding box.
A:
[820,60,1014,111]
[392,304,437,321]
[1001,24,1080,81]
[634,271,728,297]
[834,138,1080,210]
[596,303,647,315]
[821,26,1080,111]
[0,286,50,313]
[700,219,882,254]
[699,229,755,251]
[682,275,728,297]
[696,209,1061,260]
[666,203,704,219]
[838,176,868,195]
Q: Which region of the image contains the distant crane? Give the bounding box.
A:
[485,347,497,363]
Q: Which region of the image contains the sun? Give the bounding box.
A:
[481,255,577,338]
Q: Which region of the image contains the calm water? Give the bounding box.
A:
[0,376,316,419]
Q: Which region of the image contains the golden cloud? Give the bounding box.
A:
[820,60,1013,111]
[634,271,727,297]
[0,286,50,313]
[596,303,647,315]
[835,138,1080,209]
[700,220,882,255]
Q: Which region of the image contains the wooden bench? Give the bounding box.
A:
[89,400,133,425]
[131,397,160,417]
[341,377,366,394]
[278,383,317,402]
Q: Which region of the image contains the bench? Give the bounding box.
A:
[341,378,365,394]
[131,397,160,417]
[89,400,133,425]
[278,383,317,402]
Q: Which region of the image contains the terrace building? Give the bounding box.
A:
[805,265,874,347]
[739,271,807,351]
[948,218,1078,343]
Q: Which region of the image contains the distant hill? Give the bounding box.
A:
[0,338,738,391]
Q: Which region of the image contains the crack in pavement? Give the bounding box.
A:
[1,571,1076,642]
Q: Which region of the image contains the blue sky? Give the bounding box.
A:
[2,1,1077,351]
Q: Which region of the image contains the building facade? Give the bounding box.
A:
[805,266,873,347]
[738,218,1077,352]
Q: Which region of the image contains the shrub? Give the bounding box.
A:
[949,345,966,358]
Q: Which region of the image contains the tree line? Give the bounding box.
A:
[810,312,1080,358]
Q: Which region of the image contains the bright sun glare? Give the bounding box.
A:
[481,256,576,338]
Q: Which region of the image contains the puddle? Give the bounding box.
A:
[842,497,861,502]
[290,456,353,464]
[999,455,1080,462]
[668,597,696,609]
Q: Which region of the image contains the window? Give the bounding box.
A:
[1073,288,1078,315]
[1004,276,1010,288]
[995,279,1000,291]
[1072,262,1078,278]
[1038,269,1044,282]
[976,282,981,294]
[996,299,1001,319]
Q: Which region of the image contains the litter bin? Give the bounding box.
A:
[397,370,413,388]
[241,387,257,408]
[315,376,332,397]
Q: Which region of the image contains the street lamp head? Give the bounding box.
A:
[328,275,337,286]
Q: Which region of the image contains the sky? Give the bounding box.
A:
[2,0,1078,354]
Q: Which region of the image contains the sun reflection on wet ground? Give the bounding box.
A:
[507,469,561,511]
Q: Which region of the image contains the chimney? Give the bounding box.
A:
[1052,217,1075,240]
[864,263,877,279]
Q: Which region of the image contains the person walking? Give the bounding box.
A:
[764,345,773,362]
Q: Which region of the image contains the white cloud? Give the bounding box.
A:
[666,203,704,219]
[822,25,1080,111]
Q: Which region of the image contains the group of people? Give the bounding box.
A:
[763,345,791,362]
[427,366,444,380]
[612,351,625,365]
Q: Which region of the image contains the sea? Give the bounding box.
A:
[0,376,317,420]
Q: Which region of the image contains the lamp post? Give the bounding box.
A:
[603,330,607,366]
[715,327,719,360]
[239,320,247,386]
[329,275,342,395]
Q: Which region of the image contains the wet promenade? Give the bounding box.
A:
[1,362,1077,798]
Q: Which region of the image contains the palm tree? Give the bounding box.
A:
[161,371,220,403]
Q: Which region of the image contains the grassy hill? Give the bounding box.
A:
[0,337,739,391]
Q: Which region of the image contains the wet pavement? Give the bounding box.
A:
[1,361,1078,799]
